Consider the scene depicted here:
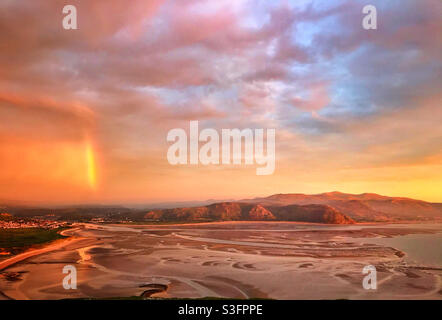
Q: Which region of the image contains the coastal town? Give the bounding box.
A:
[0,213,68,229]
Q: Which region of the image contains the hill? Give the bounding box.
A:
[144,202,355,224]
[241,192,442,222]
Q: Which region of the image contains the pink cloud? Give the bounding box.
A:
[290,82,330,111]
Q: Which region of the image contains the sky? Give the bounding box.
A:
[0,0,441,204]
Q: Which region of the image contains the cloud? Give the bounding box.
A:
[0,0,441,202]
[290,82,331,111]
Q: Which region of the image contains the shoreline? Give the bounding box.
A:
[0,227,84,272]
[108,219,441,228]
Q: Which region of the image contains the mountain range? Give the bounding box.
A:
[2,192,441,224]
[145,192,442,224]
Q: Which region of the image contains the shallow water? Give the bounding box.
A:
[353,228,442,267]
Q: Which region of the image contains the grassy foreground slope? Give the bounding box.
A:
[0,228,67,256]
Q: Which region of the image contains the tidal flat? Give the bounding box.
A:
[0,222,440,300]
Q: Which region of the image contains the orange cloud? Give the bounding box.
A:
[0,136,99,202]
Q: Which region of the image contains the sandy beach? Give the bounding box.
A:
[0,228,84,272]
[0,222,441,300]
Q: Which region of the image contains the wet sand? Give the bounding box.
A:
[0,222,440,300]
